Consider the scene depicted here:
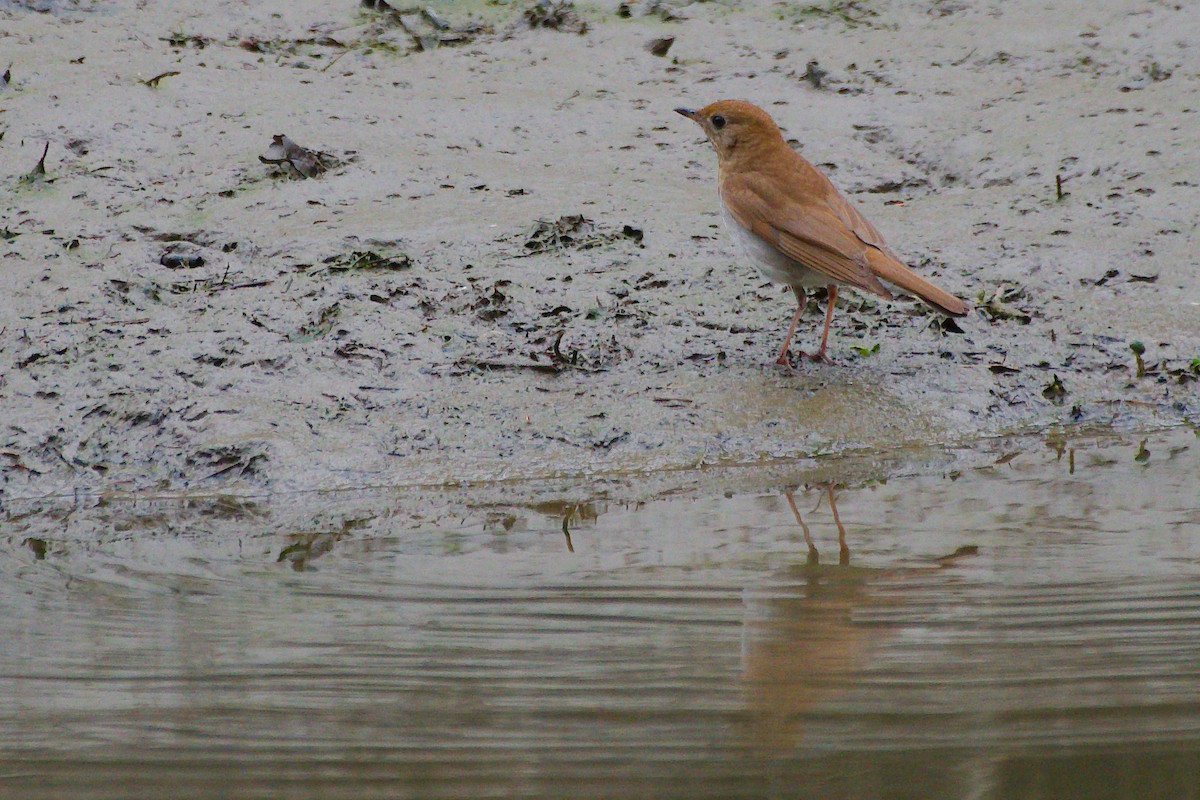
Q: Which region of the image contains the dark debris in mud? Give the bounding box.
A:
[160,250,205,269]
[361,1,492,51]
[1042,375,1068,405]
[521,215,644,255]
[647,36,675,57]
[524,1,588,34]
[316,250,414,275]
[976,283,1033,325]
[453,326,630,376]
[776,1,880,30]
[23,536,48,559]
[291,302,342,342]
[802,59,827,88]
[235,32,349,59]
[20,141,50,183]
[161,31,212,49]
[259,134,345,179]
[187,444,269,482]
[141,70,180,88]
[617,0,689,22]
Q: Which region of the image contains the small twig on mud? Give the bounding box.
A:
[459,359,569,374]
[50,317,149,326]
[219,279,274,292]
[551,330,567,363]
[321,48,350,72]
[142,70,181,88]
[950,47,976,66]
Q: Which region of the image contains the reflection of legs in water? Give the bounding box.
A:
[784,491,819,566]
[786,485,850,566]
[561,510,575,553]
[825,486,850,566]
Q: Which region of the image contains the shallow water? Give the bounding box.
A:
[2,427,1199,799]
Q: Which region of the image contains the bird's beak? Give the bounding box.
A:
[674,107,697,121]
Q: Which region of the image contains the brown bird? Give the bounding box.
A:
[676,100,968,365]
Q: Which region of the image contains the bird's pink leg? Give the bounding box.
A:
[774,287,806,366]
[807,284,838,363]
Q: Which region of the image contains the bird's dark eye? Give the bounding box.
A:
[711,114,726,130]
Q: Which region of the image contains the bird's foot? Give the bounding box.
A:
[802,348,833,365]
[772,353,801,373]
[777,347,835,371]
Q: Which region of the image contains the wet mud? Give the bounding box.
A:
[2,0,1198,503]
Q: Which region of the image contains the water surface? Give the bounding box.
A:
[3,427,1199,799]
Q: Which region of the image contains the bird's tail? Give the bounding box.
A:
[866,249,969,317]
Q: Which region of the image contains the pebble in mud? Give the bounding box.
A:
[160,252,205,269]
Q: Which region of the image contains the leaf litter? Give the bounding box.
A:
[521,215,644,255]
[259,134,345,179]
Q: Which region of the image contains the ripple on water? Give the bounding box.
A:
[1,427,1199,799]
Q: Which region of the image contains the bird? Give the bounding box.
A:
[675,100,968,365]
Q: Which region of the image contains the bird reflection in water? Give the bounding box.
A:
[742,484,974,750]
[785,485,850,567]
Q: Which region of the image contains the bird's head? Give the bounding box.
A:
[674,100,784,164]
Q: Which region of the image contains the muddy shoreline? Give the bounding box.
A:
[2,0,1198,504]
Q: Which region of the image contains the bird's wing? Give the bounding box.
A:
[722,156,969,315]
[721,166,893,298]
[818,170,969,316]
[824,183,893,255]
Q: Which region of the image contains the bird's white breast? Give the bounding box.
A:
[720,204,825,289]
